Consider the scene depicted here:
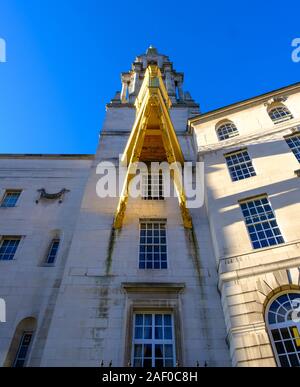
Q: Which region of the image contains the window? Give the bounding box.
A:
[225,149,256,181]
[240,196,284,249]
[285,135,300,163]
[266,292,300,367]
[142,172,164,200]
[269,106,293,123]
[45,239,60,265]
[216,122,239,141]
[0,190,21,208]
[132,313,175,367]
[0,237,21,260]
[139,221,167,269]
[13,332,33,367]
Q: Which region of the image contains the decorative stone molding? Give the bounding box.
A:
[122,282,185,366]
[122,282,185,294]
[36,188,70,204]
[264,95,287,107]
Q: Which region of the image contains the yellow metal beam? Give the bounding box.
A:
[113,65,192,229]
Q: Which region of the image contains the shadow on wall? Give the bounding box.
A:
[204,137,300,256]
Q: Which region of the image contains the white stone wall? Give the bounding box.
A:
[191,86,300,367]
[39,105,230,367]
[3,81,299,367]
[0,157,92,366]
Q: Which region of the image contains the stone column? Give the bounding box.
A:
[177,81,184,101]
[165,70,175,97]
[120,81,128,103]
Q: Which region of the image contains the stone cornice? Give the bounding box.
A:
[218,249,300,289]
[197,121,300,157]
[122,282,185,294]
[188,82,300,125]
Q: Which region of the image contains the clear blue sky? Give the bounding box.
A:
[0,0,299,154]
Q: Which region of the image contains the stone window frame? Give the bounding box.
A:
[122,282,185,367]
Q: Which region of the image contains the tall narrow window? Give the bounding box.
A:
[0,190,21,208]
[225,149,256,181]
[139,221,167,269]
[216,122,239,141]
[240,196,284,249]
[285,134,300,163]
[45,239,60,265]
[13,332,33,367]
[266,292,300,367]
[269,106,293,124]
[132,313,176,367]
[142,171,164,200]
[0,237,21,260]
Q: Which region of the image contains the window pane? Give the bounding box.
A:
[155,344,163,357]
[135,327,143,339]
[134,344,143,357]
[144,344,152,357]
[155,327,163,339]
[164,327,172,340]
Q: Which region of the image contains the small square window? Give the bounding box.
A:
[0,190,21,208]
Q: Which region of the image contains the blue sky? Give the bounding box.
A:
[0,0,299,154]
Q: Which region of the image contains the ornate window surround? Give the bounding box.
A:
[122,282,185,367]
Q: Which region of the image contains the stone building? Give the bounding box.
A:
[0,47,300,367]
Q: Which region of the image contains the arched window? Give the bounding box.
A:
[268,106,293,123]
[216,121,239,141]
[3,317,37,367]
[266,292,300,367]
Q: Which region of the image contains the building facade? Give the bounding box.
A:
[0,47,300,367]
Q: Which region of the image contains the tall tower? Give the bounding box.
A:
[39,47,230,367]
